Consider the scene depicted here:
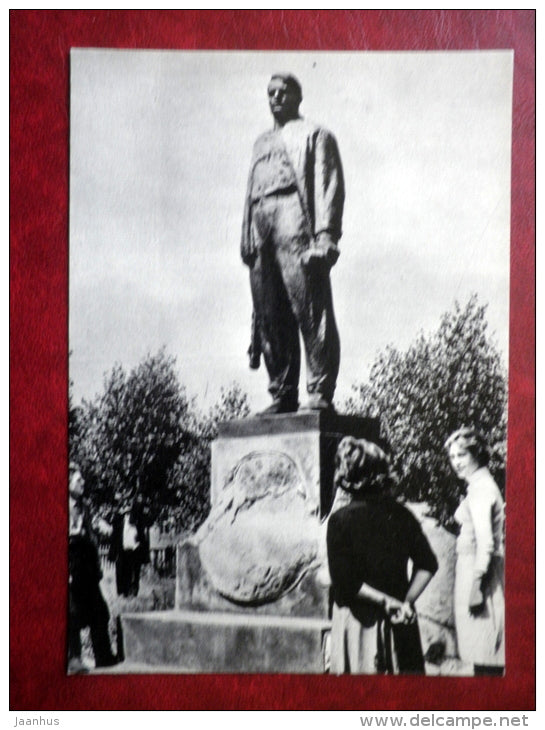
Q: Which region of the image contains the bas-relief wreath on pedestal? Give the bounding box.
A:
[196,451,324,604]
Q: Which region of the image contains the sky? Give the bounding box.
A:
[69,49,513,413]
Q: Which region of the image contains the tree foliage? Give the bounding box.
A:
[167,383,251,532]
[71,350,191,515]
[345,296,507,528]
[70,350,250,533]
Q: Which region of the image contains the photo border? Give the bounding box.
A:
[9,9,535,710]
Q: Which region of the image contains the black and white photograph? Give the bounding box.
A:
[68,49,512,676]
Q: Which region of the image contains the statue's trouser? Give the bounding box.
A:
[249,191,340,405]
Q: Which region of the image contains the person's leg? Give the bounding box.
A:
[117,551,131,597]
[299,268,339,406]
[127,551,140,597]
[67,622,82,662]
[88,587,117,667]
[115,553,124,596]
[274,194,340,408]
[249,198,301,410]
[67,592,84,670]
[132,560,141,597]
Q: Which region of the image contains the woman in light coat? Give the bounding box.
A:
[445,427,505,676]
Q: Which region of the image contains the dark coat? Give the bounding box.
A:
[327,493,438,623]
[108,509,150,565]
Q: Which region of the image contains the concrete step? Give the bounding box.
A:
[90,661,190,674]
[121,609,331,673]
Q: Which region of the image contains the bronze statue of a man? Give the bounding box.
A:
[241,73,345,415]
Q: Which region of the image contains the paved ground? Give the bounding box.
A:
[90,659,472,676]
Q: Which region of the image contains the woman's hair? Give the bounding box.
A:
[444,427,490,467]
[334,436,390,495]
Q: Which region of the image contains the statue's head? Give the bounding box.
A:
[267,73,302,125]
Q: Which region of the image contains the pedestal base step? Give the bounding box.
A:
[121,610,331,673]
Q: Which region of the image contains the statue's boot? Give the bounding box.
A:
[257,397,299,416]
[301,395,335,412]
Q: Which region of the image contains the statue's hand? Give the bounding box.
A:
[241,249,257,267]
[301,233,340,270]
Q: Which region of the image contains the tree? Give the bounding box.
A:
[345,296,507,528]
[166,383,251,532]
[72,349,192,519]
[71,349,251,533]
[206,382,251,434]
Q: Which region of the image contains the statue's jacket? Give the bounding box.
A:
[241,117,345,263]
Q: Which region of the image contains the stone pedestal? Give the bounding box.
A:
[212,412,381,518]
[121,611,331,673]
[121,412,381,672]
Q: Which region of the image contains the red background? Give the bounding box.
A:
[10,10,535,710]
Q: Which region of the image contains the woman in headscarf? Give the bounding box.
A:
[327,436,438,674]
